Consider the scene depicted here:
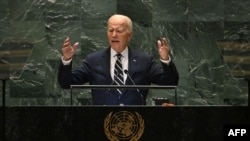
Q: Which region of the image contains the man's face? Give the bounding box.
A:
[107,16,132,53]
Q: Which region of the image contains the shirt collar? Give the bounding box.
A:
[110,47,128,59]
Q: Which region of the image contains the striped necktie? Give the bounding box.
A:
[114,53,124,95]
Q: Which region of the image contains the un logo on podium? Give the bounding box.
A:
[104,111,145,141]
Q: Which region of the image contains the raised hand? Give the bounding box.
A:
[62,37,79,61]
[157,37,170,61]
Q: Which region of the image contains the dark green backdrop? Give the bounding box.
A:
[0,0,249,106]
[0,0,250,141]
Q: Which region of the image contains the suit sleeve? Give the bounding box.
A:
[161,61,179,85]
[149,56,179,86]
[58,58,91,89]
[58,61,73,89]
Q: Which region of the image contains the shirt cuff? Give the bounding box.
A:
[160,55,171,65]
[61,56,72,65]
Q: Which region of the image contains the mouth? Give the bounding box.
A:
[111,40,120,43]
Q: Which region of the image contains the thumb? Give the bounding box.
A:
[72,42,79,51]
[157,40,162,48]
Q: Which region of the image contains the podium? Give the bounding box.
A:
[1,84,249,141]
[1,106,249,141]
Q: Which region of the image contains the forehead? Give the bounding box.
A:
[108,16,128,28]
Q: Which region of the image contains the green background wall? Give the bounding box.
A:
[0,0,249,106]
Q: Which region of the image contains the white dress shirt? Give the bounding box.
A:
[110,47,128,83]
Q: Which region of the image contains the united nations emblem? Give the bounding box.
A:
[104,111,145,141]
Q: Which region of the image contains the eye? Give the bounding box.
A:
[116,28,125,33]
[117,30,122,33]
[108,29,114,32]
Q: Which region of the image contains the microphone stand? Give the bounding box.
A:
[1,77,8,141]
[124,70,144,105]
[245,75,250,105]
[70,87,73,105]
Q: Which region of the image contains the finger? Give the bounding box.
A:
[63,37,71,48]
[162,103,175,106]
[64,37,70,43]
[63,42,70,48]
[161,38,168,46]
[157,40,162,48]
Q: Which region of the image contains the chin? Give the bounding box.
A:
[111,45,120,49]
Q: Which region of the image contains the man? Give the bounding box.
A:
[58,14,179,105]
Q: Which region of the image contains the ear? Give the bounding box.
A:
[128,32,133,41]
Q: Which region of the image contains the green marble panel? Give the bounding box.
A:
[0,0,248,106]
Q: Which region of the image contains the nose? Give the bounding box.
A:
[112,31,118,37]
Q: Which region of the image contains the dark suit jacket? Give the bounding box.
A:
[58,47,179,105]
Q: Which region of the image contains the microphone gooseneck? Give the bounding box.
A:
[124,69,144,105]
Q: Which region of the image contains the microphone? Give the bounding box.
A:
[124,69,144,105]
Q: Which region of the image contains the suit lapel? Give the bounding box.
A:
[125,48,138,85]
[102,48,113,83]
[121,48,139,100]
